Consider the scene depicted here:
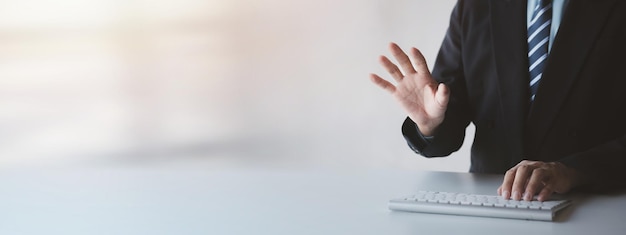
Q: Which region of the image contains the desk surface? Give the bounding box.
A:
[1,166,624,235]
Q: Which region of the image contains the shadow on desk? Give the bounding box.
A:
[557,190,626,222]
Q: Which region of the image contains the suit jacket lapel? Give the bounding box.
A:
[525,0,618,151]
[490,0,528,163]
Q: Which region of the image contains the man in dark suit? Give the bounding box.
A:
[370,0,626,201]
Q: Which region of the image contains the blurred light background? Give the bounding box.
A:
[0,0,472,171]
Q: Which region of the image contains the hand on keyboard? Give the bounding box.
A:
[498,160,582,201]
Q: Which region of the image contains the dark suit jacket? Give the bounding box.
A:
[402,0,626,190]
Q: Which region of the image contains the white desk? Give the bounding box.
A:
[1,166,624,235]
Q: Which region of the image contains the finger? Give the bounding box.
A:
[435,83,450,108]
[537,185,553,202]
[389,43,417,75]
[500,167,518,199]
[379,56,403,82]
[512,164,532,200]
[524,168,546,201]
[370,73,396,93]
[497,186,502,195]
[409,47,431,74]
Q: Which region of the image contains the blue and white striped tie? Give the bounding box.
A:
[528,0,552,102]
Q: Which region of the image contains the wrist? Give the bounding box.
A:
[417,125,437,137]
[562,164,586,189]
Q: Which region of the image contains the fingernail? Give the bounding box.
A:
[513,191,522,200]
[502,191,510,199]
[524,193,532,201]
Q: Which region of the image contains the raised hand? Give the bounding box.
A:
[370,43,450,136]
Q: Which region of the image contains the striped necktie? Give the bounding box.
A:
[528,0,552,102]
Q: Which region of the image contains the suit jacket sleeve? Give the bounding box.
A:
[559,132,626,191]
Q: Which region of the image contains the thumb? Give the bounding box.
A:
[435,83,450,108]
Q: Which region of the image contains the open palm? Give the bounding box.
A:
[370,43,449,136]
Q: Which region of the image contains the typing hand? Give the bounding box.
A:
[498,160,581,201]
[370,43,449,136]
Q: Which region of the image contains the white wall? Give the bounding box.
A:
[0,0,472,171]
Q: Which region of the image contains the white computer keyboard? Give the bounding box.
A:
[389,190,571,221]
